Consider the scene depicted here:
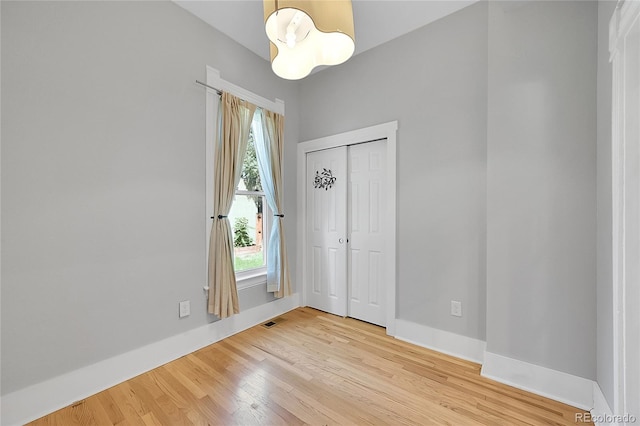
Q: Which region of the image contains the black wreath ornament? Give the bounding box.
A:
[314,168,337,190]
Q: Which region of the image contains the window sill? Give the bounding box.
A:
[236,269,267,291]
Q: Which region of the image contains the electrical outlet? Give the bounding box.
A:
[451,300,462,317]
[179,300,190,318]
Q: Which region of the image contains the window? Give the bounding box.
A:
[228,115,269,276]
[204,67,285,293]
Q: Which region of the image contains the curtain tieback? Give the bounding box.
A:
[275,214,285,218]
[210,215,228,219]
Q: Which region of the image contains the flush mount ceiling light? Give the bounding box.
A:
[264,0,355,80]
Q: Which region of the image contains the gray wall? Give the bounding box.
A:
[299,1,599,382]
[299,2,489,341]
[1,0,299,395]
[596,0,616,408]
[486,1,597,379]
[2,0,607,400]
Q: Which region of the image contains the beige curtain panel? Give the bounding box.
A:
[255,109,291,298]
[208,92,257,318]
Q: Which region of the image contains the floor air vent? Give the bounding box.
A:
[262,320,277,328]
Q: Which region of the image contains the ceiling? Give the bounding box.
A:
[174,1,478,62]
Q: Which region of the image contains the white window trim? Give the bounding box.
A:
[205,67,285,291]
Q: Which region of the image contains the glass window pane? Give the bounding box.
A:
[229,194,265,272]
[238,128,262,192]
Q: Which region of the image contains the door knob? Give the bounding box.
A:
[339,238,344,244]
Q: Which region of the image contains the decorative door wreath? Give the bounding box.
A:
[314,168,337,190]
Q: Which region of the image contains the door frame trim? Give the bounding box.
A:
[297,121,398,335]
[609,0,640,418]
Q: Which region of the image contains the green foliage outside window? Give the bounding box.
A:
[233,217,254,247]
[241,131,263,213]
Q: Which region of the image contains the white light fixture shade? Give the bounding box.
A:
[264,0,355,80]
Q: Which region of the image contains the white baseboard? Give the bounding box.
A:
[591,382,618,426]
[394,319,486,364]
[0,294,301,426]
[481,351,594,410]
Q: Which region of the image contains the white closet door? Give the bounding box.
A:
[348,141,387,326]
[305,147,348,317]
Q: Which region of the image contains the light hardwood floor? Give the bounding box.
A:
[29,307,591,425]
